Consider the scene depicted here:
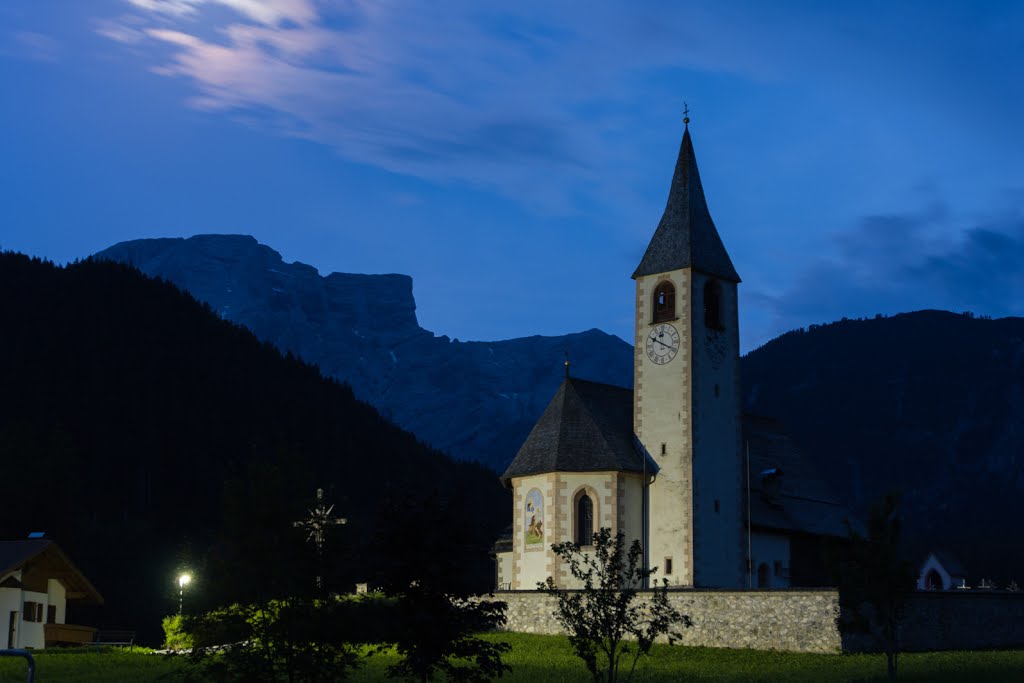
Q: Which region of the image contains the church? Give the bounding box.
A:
[495,120,852,591]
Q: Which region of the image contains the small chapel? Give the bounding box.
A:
[495,119,852,591]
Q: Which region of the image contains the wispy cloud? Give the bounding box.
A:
[10,31,60,63]
[94,1,800,212]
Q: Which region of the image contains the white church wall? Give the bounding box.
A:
[616,473,645,551]
[689,270,743,588]
[511,474,555,590]
[512,471,641,589]
[635,270,694,587]
[495,552,512,590]
[750,531,791,589]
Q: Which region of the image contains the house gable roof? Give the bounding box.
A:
[0,540,104,605]
[632,126,740,282]
[501,377,644,484]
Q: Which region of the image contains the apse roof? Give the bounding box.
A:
[500,377,645,484]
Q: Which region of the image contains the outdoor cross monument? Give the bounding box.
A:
[293,488,347,591]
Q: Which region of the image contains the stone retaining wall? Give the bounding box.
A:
[494,589,842,654]
[493,589,1024,653]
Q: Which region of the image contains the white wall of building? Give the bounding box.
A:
[751,531,791,589]
[0,573,23,648]
[48,579,66,624]
[19,589,48,649]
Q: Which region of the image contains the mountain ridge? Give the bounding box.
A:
[96,234,634,468]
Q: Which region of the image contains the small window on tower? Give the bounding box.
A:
[665,557,673,575]
[652,281,675,323]
[704,279,723,330]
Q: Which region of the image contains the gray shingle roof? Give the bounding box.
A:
[743,415,856,538]
[500,377,644,484]
[632,127,740,282]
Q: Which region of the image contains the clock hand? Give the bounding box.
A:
[652,337,673,350]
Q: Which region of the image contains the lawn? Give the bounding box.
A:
[1,636,1022,681]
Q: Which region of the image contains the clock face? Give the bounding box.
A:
[646,324,680,365]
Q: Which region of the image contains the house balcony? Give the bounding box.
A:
[44,622,97,647]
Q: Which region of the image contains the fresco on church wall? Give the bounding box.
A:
[525,488,544,545]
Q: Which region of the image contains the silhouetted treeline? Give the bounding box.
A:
[0,252,508,644]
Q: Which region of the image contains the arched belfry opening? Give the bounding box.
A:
[704,278,723,330]
[652,281,675,323]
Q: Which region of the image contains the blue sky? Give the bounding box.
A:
[2,1,1023,351]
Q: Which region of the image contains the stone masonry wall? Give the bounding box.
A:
[492,590,1024,654]
[493,589,842,654]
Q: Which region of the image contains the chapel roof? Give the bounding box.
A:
[0,539,104,605]
[632,126,740,282]
[500,377,645,485]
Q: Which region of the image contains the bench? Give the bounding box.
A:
[92,630,136,651]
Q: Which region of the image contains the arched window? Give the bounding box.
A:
[576,494,594,546]
[704,279,723,330]
[757,562,770,588]
[652,281,675,323]
[924,569,943,591]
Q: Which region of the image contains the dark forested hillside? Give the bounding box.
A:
[0,252,508,644]
[742,311,1024,583]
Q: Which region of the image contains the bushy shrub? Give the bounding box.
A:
[161,614,193,651]
[180,594,398,682]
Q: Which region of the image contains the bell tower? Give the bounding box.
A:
[632,119,743,588]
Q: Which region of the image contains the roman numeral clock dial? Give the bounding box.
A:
[646,324,680,365]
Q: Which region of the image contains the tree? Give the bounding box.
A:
[539,528,692,683]
[372,491,511,682]
[836,493,917,680]
[385,587,511,683]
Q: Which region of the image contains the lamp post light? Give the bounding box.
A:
[177,573,192,615]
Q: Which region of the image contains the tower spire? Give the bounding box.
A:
[631,121,740,282]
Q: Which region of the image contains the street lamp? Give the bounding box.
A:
[177,573,192,615]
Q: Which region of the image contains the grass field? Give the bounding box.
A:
[1,635,1023,681]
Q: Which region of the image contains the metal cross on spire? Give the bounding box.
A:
[683,102,690,126]
[293,488,347,590]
